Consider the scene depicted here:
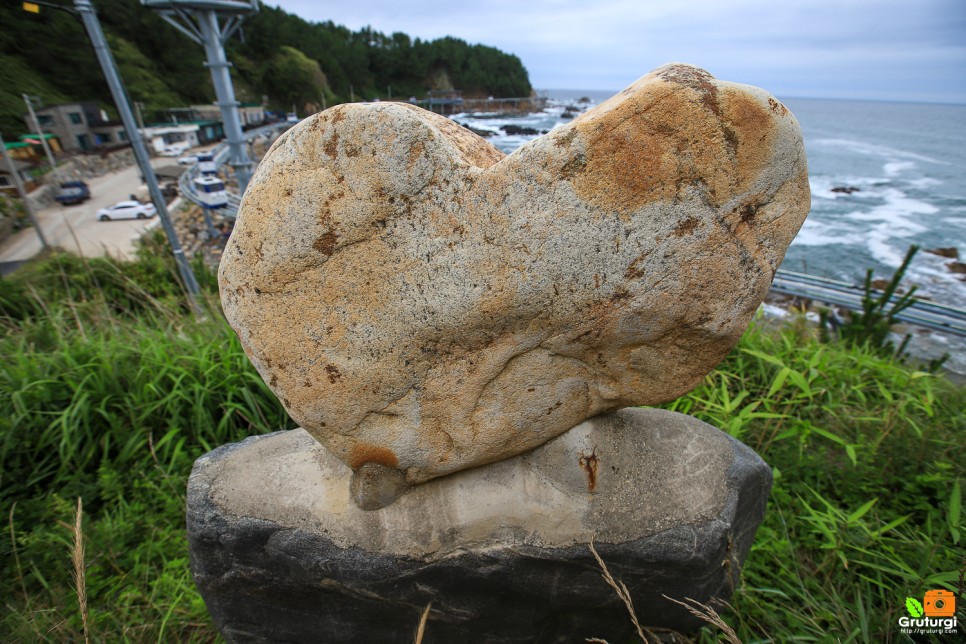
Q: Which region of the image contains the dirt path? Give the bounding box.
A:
[0,158,175,263]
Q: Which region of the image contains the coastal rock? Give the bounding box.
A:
[219,63,810,490]
[925,247,959,259]
[187,408,773,642]
[456,122,494,138]
[501,124,542,135]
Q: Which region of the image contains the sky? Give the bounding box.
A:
[269,0,966,104]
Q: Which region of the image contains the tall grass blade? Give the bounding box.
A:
[948,480,961,544]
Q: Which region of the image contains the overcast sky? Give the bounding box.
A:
[268,0,966,104]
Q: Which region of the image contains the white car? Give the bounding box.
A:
[97,201,156,221]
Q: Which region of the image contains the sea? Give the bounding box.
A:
[451,90,966,373]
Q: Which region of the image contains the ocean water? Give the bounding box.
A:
[451,92,966,368]
[781,98,966,304]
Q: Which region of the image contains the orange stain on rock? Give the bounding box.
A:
[348,443,399,469]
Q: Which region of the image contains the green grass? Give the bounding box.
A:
[666,317,965,642]
[1,247,290,641]
[0,250,963,642]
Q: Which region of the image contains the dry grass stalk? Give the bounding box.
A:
[588,539,648,642]
[72,497,90,644]
[661,595,742,644]
[56,258,88,339]
[414,601,432,644]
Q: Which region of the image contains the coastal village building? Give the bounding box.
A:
[13,99,255,168]
[4,134,63,164]
[29,101,129,152]
[187,103,266,128]
[26,101,236,158]
[0,158,36,193]
[143,104,266,154]
[2,134,63,193]
[142,121,225,154]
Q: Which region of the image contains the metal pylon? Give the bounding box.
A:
[142,0,258,195]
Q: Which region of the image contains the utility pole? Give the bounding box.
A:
[196,9,251,193]
[142,1,257,195]
[22,94,58,175]
[73,0,202,306]
[1,130,50,250]
[133,100,145,129]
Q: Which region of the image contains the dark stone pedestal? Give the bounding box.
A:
[188,408,771,643]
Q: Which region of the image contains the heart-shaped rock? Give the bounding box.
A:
[220,63,809,500]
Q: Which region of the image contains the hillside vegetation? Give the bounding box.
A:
[0,0,532,135]
[0,240,962,641]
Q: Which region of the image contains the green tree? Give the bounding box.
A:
[0,0,533,133]
[262,46,333,112]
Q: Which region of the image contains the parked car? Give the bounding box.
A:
[177,154,198,165]
[55,180,91,206]
[96,200,156,221]
[161,145,186,157]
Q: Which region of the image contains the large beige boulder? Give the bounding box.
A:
[219,63,809,492]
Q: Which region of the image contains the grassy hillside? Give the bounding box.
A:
[0,242,962,641]
[0,0,532,135]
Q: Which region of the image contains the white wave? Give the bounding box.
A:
[866,237,910,267]
[846,191,936,224]
[795,185,944,271]
[845,188,938,266]
[811,138,947,165]
[884,161,915,176]
[909,177,943,189]
[791,218,865,246]
[904,250,966,308]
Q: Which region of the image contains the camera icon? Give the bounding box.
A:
[923,589,956,617]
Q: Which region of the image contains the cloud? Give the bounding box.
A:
[270,0,966,102]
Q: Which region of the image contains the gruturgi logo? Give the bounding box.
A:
[899,589,958,634]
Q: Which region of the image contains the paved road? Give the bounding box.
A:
[0,158,172,264]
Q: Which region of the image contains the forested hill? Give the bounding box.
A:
[0,1,533,135]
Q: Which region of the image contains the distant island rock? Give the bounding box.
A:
[501,124,543,135]
[456,122,494,137]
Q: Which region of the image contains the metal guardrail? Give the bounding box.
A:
[178,122,290,217]
[771,269,966,337]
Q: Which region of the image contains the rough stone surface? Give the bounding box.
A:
[188,408,772,642]
[219,63,810,485]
